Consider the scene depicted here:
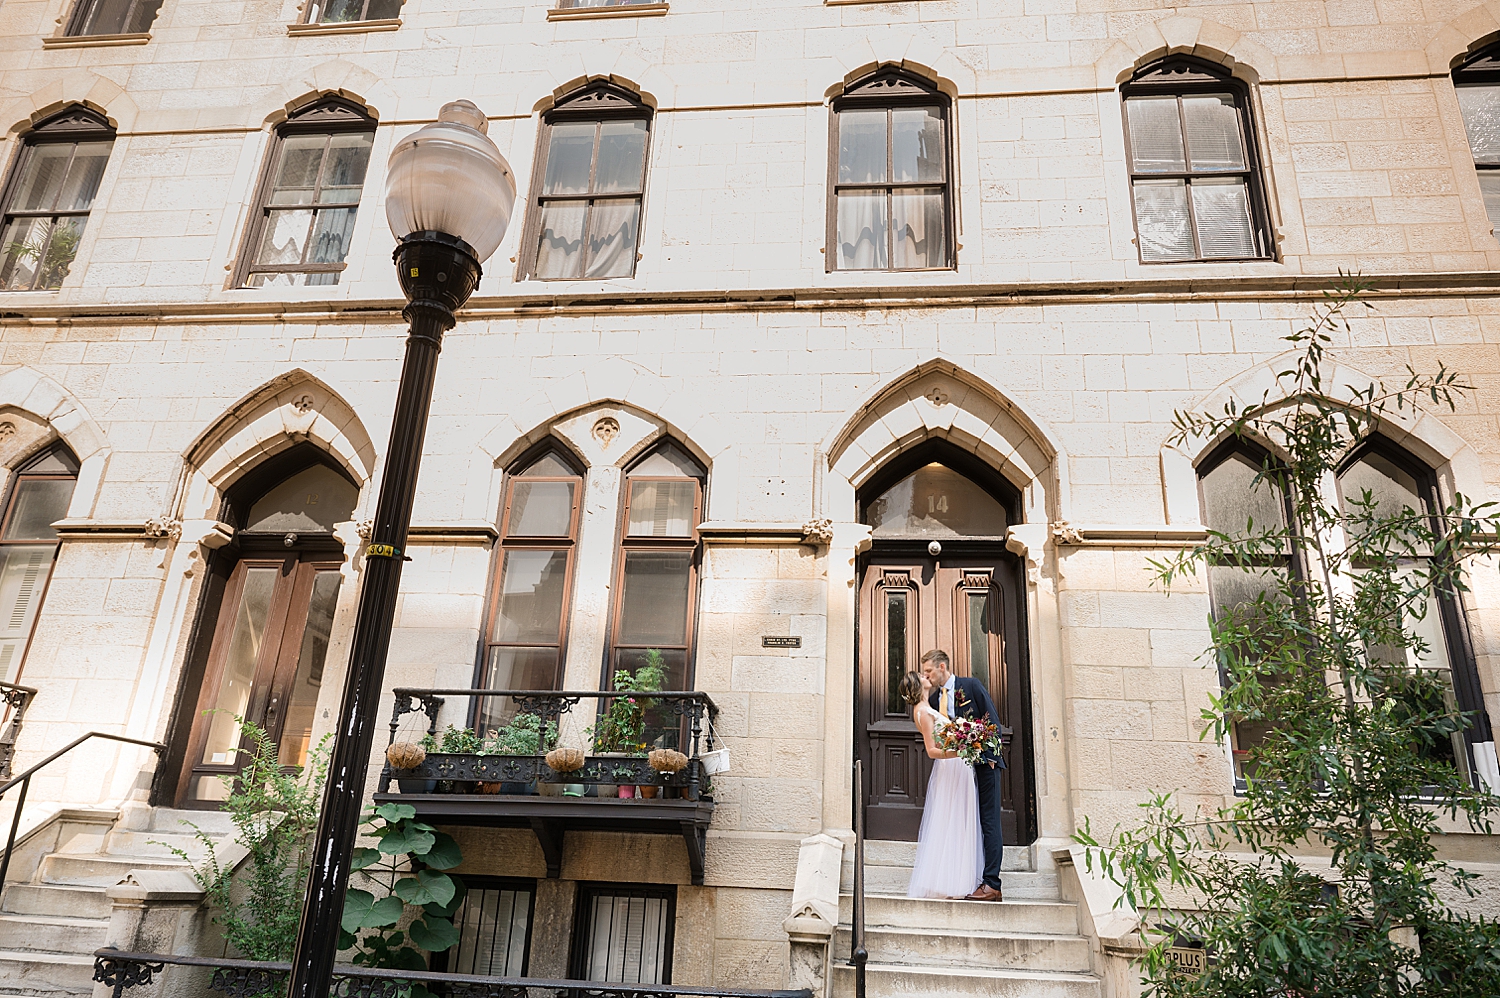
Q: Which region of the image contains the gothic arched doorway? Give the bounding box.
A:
[167,445,358,807]
[856,440,1036,844]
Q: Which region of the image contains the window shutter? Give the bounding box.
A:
[1191,179,1256,258]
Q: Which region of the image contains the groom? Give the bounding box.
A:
[921,649,1005,902]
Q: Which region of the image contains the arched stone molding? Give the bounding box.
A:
[471,358,730,522]
[0,77,140,143]
[533,73,662,115]
[825,41,974,101]
[1092,16,1277,88]
[1160,353,1486,525]
[261,63,396,127]
[1427,2,1500,73]
[822,358,1064,527]
[0,366,110,520]
[177,369,377,523]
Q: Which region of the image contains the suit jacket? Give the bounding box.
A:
[929,676,1007,769]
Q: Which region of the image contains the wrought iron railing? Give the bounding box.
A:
[93,950,813,998]
[0,731,164,907]
[380,689,719,800]
[0,681,37,782]
[849,758,867,998]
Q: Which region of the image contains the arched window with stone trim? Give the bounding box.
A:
[607,441,705,707]
[828,67,954,272]
[1121,57,1273,263]
[0,444,78,684]
[520,82,652,281]
[479,443,586,731]
[236,96,377,288]
[1452,47,1500,243]
[0,106,114,292]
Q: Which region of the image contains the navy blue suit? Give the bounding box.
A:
[930,676,1005,889]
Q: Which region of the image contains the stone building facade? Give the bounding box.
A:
[1,0,1500,994]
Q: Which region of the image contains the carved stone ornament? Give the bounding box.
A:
[800,517,834,546]
[292,394,315,414]
[0,422,15,440]
[925,385,950,407]
[1051,520,1084,545]
[142,516,183,541]
[356,519,373,539]
[592,416,620,448]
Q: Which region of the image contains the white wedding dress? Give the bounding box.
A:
[906,702,985,899]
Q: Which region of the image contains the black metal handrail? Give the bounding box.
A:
[0,682,37,782]
[0,731,165,907]
[93,949,814,998]
[383,689,719,798]
[850,758,867,998]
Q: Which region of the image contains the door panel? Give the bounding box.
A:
[859,553,1028,842]
[179,554,342,805]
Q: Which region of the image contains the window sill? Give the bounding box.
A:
[547,3,667,20]
[287,17,400,34]
[42,32,150,47]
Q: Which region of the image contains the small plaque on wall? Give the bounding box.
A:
[762,636,801,649]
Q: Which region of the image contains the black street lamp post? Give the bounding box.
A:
[287,100,515,998]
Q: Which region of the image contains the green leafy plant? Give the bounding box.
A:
[590,651,668,755]
[482,712,559,756]
[341,802,464,975]
[1075,275,1500,998]
[434,724,482,755]
[165,715,330,961]
[2,222,82,291]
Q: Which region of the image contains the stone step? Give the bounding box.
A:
[143,808,234,836]
[97,829,213,861]
[0,916,106,955]
[840,894,1080,936]
[860,840,1033,871]
[830,961,1101,998]
[35,853,183,888]
[861,866,1059,899]
[0,885,110,920]
[833,925,1092,973]
[0,950,96,996]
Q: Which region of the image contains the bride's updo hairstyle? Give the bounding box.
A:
[898,671,924,706]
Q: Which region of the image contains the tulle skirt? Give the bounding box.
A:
[906,757,984,899]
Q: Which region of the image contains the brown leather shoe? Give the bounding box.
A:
[963,884,1004,902]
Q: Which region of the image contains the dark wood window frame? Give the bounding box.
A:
[0,106,114,293]
[826,67,956,273]
[429,876,537,977]
[518,82,653,282]
[234,96,377,288]
[477,444,585,714]
[63,0,161,36]
[1121,57,1275,264]
[0,444,78,685]
[567,882,676,985]
[604,444,704,695]
[1451,48,1500,242]
[300,0,402,24]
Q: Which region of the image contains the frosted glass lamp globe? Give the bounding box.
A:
[384,100,517,262]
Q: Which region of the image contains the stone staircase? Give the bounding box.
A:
[0,806,231,996]
[830,842,1101,997]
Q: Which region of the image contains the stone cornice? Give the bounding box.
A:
[9,272,1500,326]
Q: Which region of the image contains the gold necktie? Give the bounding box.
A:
[939,687,950,719]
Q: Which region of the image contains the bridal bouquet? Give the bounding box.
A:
[937,715,1003,767]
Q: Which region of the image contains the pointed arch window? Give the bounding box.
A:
[63,0,161,36]
[829,68,953,272]
[0,445,78,683]
[1122,59,1272,262]
[1452,48,1500,242]
[481,446,585,731]
[609,442,705,698]
[522,83,651,281]
[0,108,114,292]
[237,97,376,288]
[1197,438,1494,791]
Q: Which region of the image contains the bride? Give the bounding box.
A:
[900,670,984,900]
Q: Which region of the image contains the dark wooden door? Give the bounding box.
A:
[177,553,342,805]
[858,554,1026,842]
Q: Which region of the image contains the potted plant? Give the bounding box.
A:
[478,713,558,794]
[387,738,436,794]
[433,724,482,793]
[544,746,585,797]
[647,748,688,800]
[589,652,667,796]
